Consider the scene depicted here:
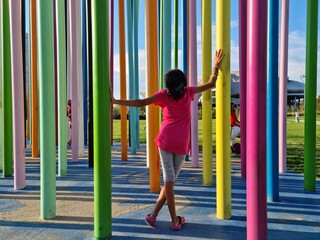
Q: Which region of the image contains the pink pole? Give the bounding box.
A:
[246,0,268,239]
[239,0,247,178]
[279,0,289,173]
[9,0,25,190]
[189,0,199,167]
[69,0,78,161]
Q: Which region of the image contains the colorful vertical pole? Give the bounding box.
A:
[267,0,279,202]
[162,0,171,86]
[21,0,26,148]
[247,0,268,239]
[82,0,88,146]
[69,0,79,161]
[145,0,160,193]
[110,0,114,144]
[189,0,199,167]
[92,0,112,237]
[56,0,67,176]
[1,0,13,177]
[304,0,318,191]
[159,0,163,88]
[126,0,137,154]
[133,0,140,147]
[119,0,128,161]
[201,0,212,186]
[174,0,178,68]
[216,0,231,219]
[0,0,2,170]
[238,0,247,178]
[36,0,56,219]
[9,0,26,190]
[279,0,289,173]
[30,0,39,158]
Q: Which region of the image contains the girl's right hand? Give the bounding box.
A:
[213,49,224,68]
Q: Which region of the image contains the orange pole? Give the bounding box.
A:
[118,0,127,161]
[30,0,38,157]
[145,0,160,193]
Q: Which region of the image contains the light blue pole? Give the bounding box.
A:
[162,0,171,86]
[267,0,279,202]
[126,0,137,154]
[82,0,88,145]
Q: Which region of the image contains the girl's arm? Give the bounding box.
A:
[111,93,157,108]
[194,49,224,94]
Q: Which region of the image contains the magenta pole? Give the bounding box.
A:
[9,0,25,190]
[238,0,247,178]
[246,0,268,239]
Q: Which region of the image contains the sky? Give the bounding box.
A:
[24,0,320,98]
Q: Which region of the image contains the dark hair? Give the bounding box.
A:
[164,69,187,101]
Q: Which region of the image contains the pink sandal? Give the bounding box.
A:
[171,216,185,231]
[145,214,156,228]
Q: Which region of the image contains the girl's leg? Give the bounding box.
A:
[150,186,166,219]
[164,180,179,226]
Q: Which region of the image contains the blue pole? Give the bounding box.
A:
[82,0,88,145]
[267,0,279,202]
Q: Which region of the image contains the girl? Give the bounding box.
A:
[111,49,224,231]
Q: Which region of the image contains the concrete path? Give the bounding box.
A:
[0,144,319,240]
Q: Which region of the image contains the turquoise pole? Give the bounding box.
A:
[36,0,56,219]
[56,0,67,176]
[92,0,111,238]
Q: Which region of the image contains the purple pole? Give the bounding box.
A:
[238,0,247,178]
[9,0,26,190]
[246,0,268,239]
[189,0,199,167]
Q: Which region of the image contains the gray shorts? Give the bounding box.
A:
[159,148,185,182]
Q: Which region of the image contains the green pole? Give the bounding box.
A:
[1,0,13,177]
[174,0,178,68]
[304,0,318,191]
[92,0,111,238]
[37,0,56,219]
[56,0,67,176]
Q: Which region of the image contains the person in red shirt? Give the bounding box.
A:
[67,99,72,145]
[230,103,240,152]
[111,49,224,231]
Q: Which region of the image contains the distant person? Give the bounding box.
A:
[111,49,224,231]
[230,103,240,153]
[67,99,72,145]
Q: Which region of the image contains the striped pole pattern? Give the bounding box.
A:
[9,0,26,190]
[267,0,279,202]
[238,0,247,178]
[30,0,38,158]
[145,0,160,193]
[189,0,199,167]
[56,0,68,176]
[201,0,212,186]
[246,0,268,239]
[92,0,112,237]
[279,0,289,173]
[1,0,13,177]
[36,0,56,219]
[216,0,231,219]
[118,0,127,161]
[304,0,318,191]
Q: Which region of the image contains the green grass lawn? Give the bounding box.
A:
[112,117,320,178]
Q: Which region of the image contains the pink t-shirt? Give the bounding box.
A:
[154,87,195,154]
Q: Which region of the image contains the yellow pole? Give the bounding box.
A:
[145,0,160,193]
[216,0,231,219]
[118,0,127,161]
[202,0,212,186]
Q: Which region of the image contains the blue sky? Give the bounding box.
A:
[25,0,320,98]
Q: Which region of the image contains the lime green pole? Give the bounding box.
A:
[56,0,67,176]
[202,0,212,186]
[92,0,111,238]
[216,0,231,219]
[36,0,56,219]
[1,0,13,177]
[304,0,318,191]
